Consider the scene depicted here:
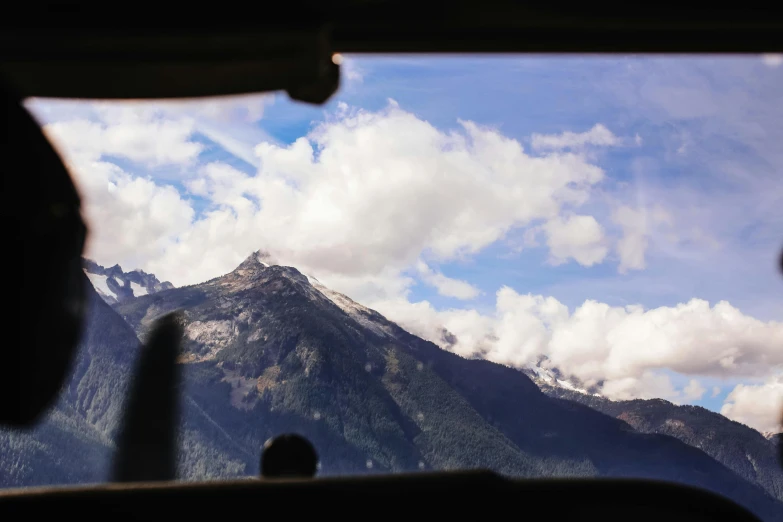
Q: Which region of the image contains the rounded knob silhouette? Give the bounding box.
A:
[779,246,783,276]
[260,434,318,478]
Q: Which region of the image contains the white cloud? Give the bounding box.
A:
[542,214,608,267]
[721,376,783,433]
[712,386,721,398]
[373,290,783,403]
[761,54,783,68]
[612,205,673,274]
[40,110,199,269]
[140,101,608,288]
[29,61,783,419]
[44,110,202,167]
[163,93,278,167]
[40,97,780,415]
[342,57,365,84]
[613,207,648,272]
[38,97,277,171]
[683,379,706,401]
[371,297,496,359]
[310,270,416,306]
[417,268,476,301]
[62,156,195,270]
[193,121,269,167]
[415,261,480,300]
[531,124,619,151]
[600,372,680,402]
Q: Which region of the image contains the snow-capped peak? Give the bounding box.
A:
[522,363,601,397]
[82,258,174,305]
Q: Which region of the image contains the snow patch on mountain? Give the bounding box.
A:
[85,272,116,302]
[238,251,394,340]
[523,364,600,397]
[310,279,395,339]
[130,281,148,297]
[82,258,174,304]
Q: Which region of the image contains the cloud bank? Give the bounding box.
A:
[371,290,783,426]
[35,95,782,434]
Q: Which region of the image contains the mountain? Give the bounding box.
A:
[0,402,111,488]
[2,251,781,521]
[0,272,140,486]
[65,271,144,438]
[116,253,560,478]
[111,251,783,520]
[522,360,602,396]
[535,381,783,503]
[83,258,174,305]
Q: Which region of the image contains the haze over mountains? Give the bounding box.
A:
[1,252,781,521]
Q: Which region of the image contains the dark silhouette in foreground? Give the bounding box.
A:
[113,314,183,483]
[261,434,318,478]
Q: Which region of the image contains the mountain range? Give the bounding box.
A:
[1,252,781,521]
[83,258,174,305]
[533,378,783,504]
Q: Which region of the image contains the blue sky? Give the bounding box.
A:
[28,54,783,431]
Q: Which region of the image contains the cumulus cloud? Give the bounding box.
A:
[41,110,199,269]
[372,290,783,404]
[134,101,610,287]
[683,379,707,401]
[45,106,203,167]
[531,124,619,151]
[542,214,608,266]
[34,95,783,424]
[415,261,480,300]
[59,155,195,270]
[721,376,783,433]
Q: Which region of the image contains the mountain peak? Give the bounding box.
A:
[234,250,279,272]
[82,258,174,305]
[523,363,602,397]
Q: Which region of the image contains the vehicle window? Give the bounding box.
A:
[4,54,782,521]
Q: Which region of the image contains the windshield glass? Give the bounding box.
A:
[4,54,782,520]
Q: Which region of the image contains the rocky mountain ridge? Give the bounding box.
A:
[82,258,174,305]
[538,381,783,503]
[111,252,783,519]
[1,252,781,521]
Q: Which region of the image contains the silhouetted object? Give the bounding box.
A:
[1,83,86,426]
[0,472,764,521]
[113,313,183,482]
[779,409,783,470]
[777,250,782,470]
[776,433,782,470]
[1,26,340,104]
[260,434,318,478]
[778,246,782,276]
